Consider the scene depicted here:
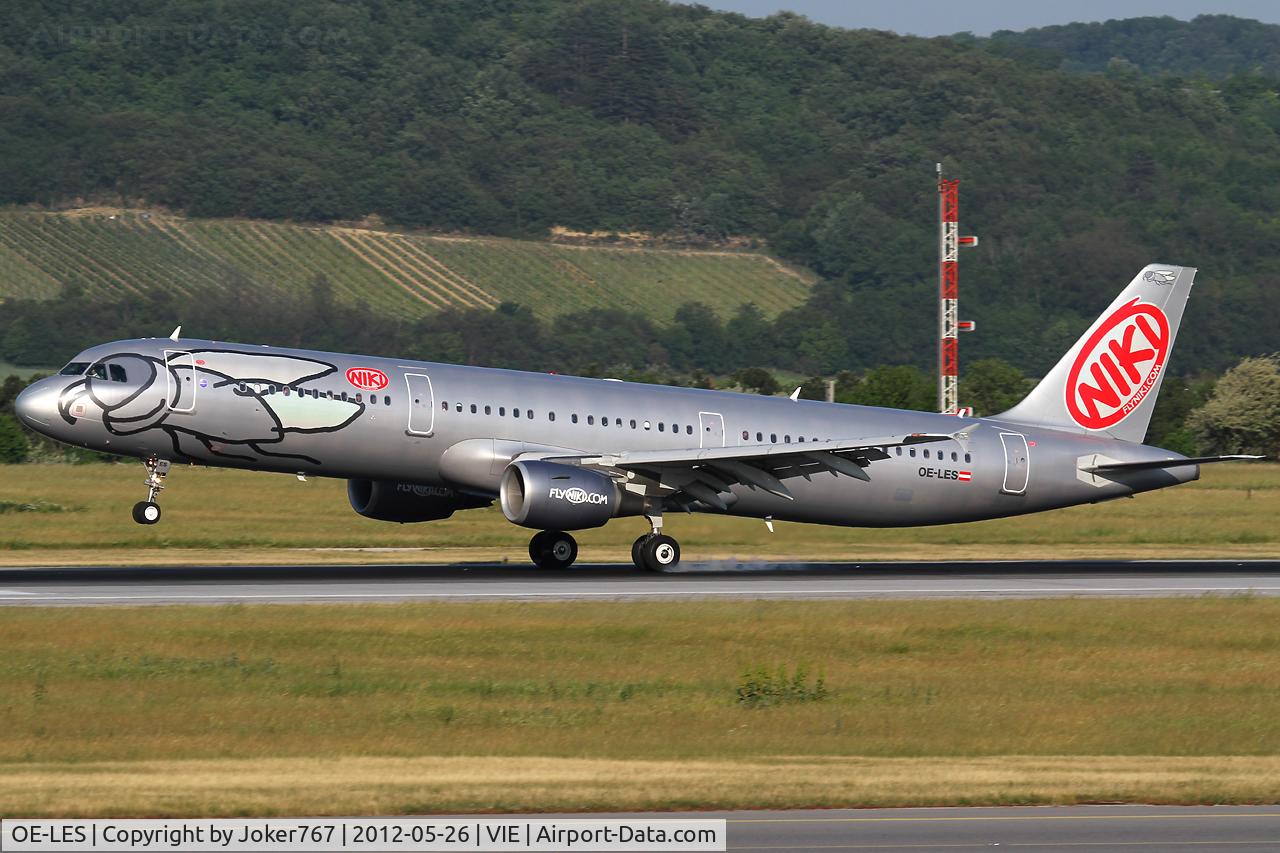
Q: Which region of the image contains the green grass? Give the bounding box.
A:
[0,210,816,322]
[3,599,1280,814]
[0,463,1275,565]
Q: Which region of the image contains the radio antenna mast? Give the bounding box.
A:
[937,163,978,415]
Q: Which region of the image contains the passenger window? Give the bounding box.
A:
[368,394,375,405]
[601,417,608,427]
[686,425,693,435]
[770,433,777,443]
[924,449,930,459]
[441,401,448,410]
[527,410,533,419]
[630,419,637,429]
[341,392,349,402]
[355,393,363,403]
[572,414,579,424]
[909,448,916,457]
[549,412,556,422]
[470,404,477,414]
[658,422,665,432]
[798,436,805,443]
[643,420,651,430]
[513,408,520,418]
[756,432,763,442]
[784,435,791,443]
[616,418,623,427]
[742,431,749,441]
[965,453,972,463]
[895,447,902,456]
[587,415,595,425]
[108,364,127,382]
[485,405,491,415]
[499,407,506,416]
[951,452,957,462]
[456,403,462,412]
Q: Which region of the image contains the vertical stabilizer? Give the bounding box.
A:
[996,264,1196,443]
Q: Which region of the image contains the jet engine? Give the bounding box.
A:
[500,460,638,530]
[347,480,490,523]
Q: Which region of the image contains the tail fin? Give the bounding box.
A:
[996,264,1196,443]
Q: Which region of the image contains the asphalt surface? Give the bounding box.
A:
[647,805,1280,850]
[0,559,1277,606]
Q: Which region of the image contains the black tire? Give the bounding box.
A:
[631,535,651,569]
[640,534,680,572]
[131,501,161,525]
[528,530,550,564]
[531,530,578,569]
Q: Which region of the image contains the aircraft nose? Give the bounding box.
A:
[14,382,55,428]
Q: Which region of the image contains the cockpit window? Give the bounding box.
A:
[86,361,129,382]
[59,362,90,376]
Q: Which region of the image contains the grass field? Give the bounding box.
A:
[0,209,815,322]
[3,598,1280,815]
[0,462,1276,566]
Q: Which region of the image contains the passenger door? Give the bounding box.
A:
[163,350,196,413]
[405,373,435,436]
[699,411,725,448]
[999,432,1030,495]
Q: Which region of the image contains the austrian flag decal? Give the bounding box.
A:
[957,471,972,482]
[1065,298,1170,431]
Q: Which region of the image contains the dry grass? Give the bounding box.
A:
[2,598,1280,815]
[0,463,1276,566]
[7,755,1280,817]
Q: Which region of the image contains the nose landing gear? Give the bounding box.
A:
[131,457,170,525]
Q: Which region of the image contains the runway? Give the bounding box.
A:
[581,805,1280,850]
[0,559,1278,606]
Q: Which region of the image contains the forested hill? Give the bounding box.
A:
[967,15,1280,78]
[2,2,1280,374]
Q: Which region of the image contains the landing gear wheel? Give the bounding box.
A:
[631,535,652,569]
[639,534,680,572]
[132,501,161,525]
[529,530,578,569]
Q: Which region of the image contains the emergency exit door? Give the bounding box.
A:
[1000,432,1029,495]
[405,373,435,436]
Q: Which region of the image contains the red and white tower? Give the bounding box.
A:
[937,163,978,415]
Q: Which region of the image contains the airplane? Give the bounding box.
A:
[13,264,1261,571]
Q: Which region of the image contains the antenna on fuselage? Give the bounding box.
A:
[169,325,182,342]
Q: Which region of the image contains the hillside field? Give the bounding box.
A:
[0,210,815,323]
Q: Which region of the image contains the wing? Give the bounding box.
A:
[528,427,973,512]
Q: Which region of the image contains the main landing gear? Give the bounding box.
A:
[632,514,680,572]
[529,529,579,569]
[131,457,170,525]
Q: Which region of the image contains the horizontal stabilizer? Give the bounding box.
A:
[1085,455,1264,473]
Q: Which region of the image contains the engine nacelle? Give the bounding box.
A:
[500,460,636,530]
[347,479,490,523]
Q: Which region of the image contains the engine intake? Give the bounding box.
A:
[347,479,490,523]
[500,460,636,530]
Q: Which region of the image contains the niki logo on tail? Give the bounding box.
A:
[1065,298,1170,431]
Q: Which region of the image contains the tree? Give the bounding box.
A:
[847,366,935,412]
[1187,355,1280,456]
[962,358,1033,417]
[733,367,780,396]
[0,415,29,463]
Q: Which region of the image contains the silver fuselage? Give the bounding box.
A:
[15,337,1196,528]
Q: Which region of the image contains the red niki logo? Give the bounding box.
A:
[1065,298,1170,430]
[346,367,389,391]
